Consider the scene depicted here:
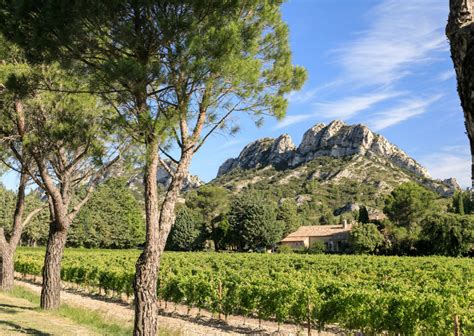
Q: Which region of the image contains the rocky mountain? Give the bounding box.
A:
[215,120,459,197]
[218,120,429,178]
[113,160,203,194]
[156,161,203,191]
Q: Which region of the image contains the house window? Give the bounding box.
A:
[327,241,334,252]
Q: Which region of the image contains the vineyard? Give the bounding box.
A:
[15,248,473,335]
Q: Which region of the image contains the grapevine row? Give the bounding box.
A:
[15,248,474,335]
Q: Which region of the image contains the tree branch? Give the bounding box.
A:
[158,157,175,178]
[159,147,179,164]
[194,104,238,153]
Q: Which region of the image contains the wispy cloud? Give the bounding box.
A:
[278,1,449,132]
[437,70,455,82]
[287,89,319,104]
[217,139,246,150]
[276,91,400,130]
[287,81,342,104]
[368,94,442,131]
[313,92,402,119]
[335,0,446,87]
[420,152,471,188]
[275,114,313,130]
[440,145,469,154]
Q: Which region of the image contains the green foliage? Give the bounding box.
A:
[186,185,229,250]
[0,184,48,246]
[277,199,301,236]
[228,191,283,250]
[1,0,306,142]
[15,248,474,335]
[276,245,294,254]
[384,182,437,229]
[211,156,403,229]
[349,224,384,254]
[0,183,15,230]
[383,222,421,256]
[166,206,203,251]
[318,204,335,225]
[22,191,49,246]
[358,206,369,224]
[307,240,326,254]
[69,178,145,249]
[419,213,474,256]
[451,190,472,215]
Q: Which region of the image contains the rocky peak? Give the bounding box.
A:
[298,123,325,154]
[156,160,203,191]
[217,120,433,180]
[267,134,296,165]
[217,136,296,175]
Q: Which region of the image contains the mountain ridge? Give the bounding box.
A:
[217,120,431,179]
[215,120,459,197]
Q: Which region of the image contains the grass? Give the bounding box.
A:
[7,286,181,336]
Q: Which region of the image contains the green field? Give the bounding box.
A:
[15,248,473,335]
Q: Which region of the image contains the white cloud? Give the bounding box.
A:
[275,114,313,130]
[368,94,442,131]
[440,145,470,154]
[276,91,400,130]
[437,70,455,81]
[287,80,342,104]
[420,152,471,188]
[335,0,446,87]
[217,139,246,150]
[313,92,402,120]
[279,1,447,133]
[287,88,319,104]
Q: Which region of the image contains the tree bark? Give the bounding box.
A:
[40,224,68,309]
[133,141,192,336]
[134,138,160,335]
[447,0,474,194]
[0,248,14,291]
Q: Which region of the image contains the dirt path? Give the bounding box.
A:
[0,291,99,336]
[15,279,340,336]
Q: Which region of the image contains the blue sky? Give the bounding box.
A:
[2,0,469,190]
[190,0,470,187]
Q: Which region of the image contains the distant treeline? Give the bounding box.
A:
[1,179,472,256]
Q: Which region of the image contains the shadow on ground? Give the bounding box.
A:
[0,320,52,335]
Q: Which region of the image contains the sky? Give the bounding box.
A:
[2,0,470,190]
[190,0,470,187]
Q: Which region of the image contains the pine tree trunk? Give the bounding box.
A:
[134,140,192,335]
[447,0,474,195]
[0,248,14,291]
[40,225,67,309]
[134,139,160,336]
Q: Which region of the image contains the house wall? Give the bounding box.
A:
[309,236,347,252]
[280,237,309,249]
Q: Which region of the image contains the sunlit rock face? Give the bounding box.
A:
[217,120,430,179]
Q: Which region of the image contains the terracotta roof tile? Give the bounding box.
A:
[284,224,353,238]
[280,236,308,242]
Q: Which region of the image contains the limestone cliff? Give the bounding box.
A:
[217,120,429,179]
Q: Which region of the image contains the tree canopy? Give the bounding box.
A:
[349,223,384,254]
[384,182,437,230]
[228,191,283,250]
[69,178,145,249]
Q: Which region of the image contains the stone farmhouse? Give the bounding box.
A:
[280,221,353,252]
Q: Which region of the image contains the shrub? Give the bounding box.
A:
[276,245,294,254]
[307,240,326,254]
